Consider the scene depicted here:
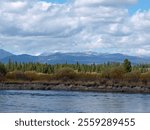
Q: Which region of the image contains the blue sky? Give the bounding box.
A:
[45,0,150,14]
[0,0,150,56]
[129,0,150,14]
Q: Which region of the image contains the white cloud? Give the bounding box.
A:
[131,10,150,32]
[0,0,149,56]
[74,0,137,7]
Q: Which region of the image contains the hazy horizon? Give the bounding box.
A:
[1,48,149,58]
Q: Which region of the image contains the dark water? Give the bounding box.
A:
[0,90,150,113]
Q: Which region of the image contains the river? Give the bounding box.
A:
[0,90,150,113]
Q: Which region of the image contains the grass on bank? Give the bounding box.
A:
[0,68,149,87]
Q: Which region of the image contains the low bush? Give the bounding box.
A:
[140,71,150,85]
[101,69,111,79]
[110,66,125,80]
[6,71,52,81]
[6,71,26,80]
[24,71,39,81]
[55,67,77,81]
[76,72,101,81]
[123,71,141,82]
[37,73,52,81]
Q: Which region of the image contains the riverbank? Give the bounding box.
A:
[0,81,150,94]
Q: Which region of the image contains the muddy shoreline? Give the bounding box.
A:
[0,81,150,94]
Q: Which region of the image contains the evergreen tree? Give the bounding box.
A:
[123,59,132,72]
[0,62,7,76]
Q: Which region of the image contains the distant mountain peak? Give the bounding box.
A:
[0,49,150,64]
[40,51,101,56]
[0,49,13,60]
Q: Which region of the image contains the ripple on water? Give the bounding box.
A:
[0,90,150,113]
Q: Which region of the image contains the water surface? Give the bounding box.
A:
[0,90,150,112]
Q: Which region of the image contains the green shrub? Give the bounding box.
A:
[76,72,100,81]
[101,69,111,79]
[0,63,7,76]
[6,71,52,81]
[24,71,39,81]
[6,71,26,80]
[110,66,125,80]
[123,71,141,82]
[55,67,77,81]
[123,59,132,72]
[140,71,150,84]
[37,73,52,81]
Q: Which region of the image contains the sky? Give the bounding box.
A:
[128,0,150,14]
[0,0,150,56]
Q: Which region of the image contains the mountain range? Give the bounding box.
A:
[0,49,150,64]
[0,49,13,60]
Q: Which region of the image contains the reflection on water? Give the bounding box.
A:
[0,90,150,113]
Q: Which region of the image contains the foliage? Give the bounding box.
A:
[0,62,7,76]
[55,67,77,81]
[123,59,132,72]
[6,71,26,80]
[110,66,125,80]
[123,71,141,82]
[140,71,150,84]
[0,59,150,85]
[101,68,111,79]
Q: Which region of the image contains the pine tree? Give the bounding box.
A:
[123,59,132,72]
[0,62,7,76]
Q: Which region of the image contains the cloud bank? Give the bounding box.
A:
[0,0,149,56]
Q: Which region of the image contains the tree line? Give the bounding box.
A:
[0,59,150,86]
[1,59,149,74]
